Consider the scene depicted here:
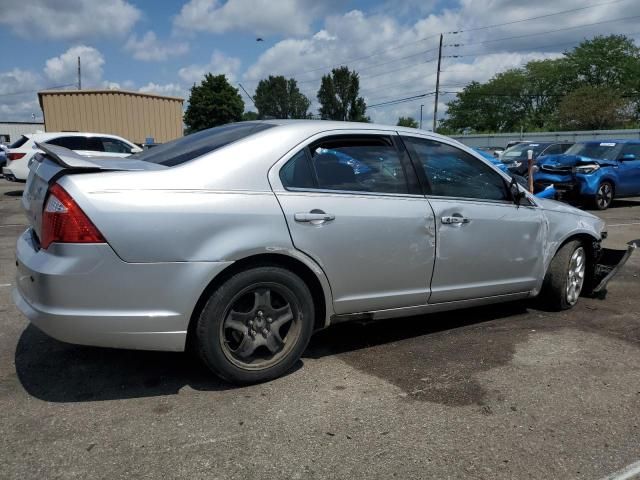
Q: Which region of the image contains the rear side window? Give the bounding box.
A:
[403,136,509,201]
[130,122,275,167]
[280,150,315,189]
[9,136,29,149]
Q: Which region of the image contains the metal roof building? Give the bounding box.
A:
[38,89,184,145]
[0,121,45,144]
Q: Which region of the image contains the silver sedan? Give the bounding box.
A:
[14,120,606,383]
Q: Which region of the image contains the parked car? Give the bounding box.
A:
[2,132,142,182]
[534,140,640,210]
[15,121,609,384]
[473,147,509,173]
[0,143,7,175]
[501,142,574,176]
[476,146,504,158]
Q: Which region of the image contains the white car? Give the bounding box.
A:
[2,132,142,181]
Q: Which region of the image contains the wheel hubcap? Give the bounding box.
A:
[220,285,300,369]
[566,247,586,305]
[597,184,612,208]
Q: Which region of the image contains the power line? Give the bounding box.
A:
[447,0,629,34]
[368,92,436,108]
[0,83,75,98]
[237,83,256,108]
[447,14,640,48]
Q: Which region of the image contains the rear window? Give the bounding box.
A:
[130,122,275,167]
[9,136,29,149]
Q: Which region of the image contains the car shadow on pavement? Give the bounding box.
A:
[305,301,530,359]
[3,189,23,197]
[16,303,528,403]
[15,324,235,402]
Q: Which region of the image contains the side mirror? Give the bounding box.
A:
[509,177,525,206]
[621,153,636,161]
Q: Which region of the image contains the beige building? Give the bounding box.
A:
[38,89,184,145]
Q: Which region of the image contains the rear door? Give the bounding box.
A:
[617,143,640,195]
[272,132,436,315]
[402,135,545,303]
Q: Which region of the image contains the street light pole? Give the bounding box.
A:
[420,104,424,129]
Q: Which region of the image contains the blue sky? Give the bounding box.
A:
[1,0,639,125]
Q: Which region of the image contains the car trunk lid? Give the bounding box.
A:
[22,142,164,241]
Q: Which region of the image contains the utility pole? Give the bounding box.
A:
[432,33,443,132]
[419,104,424,129]
[77,56,81,90]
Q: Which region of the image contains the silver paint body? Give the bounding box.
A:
[14,120,605,351]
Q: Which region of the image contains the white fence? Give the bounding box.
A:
[451,129,640,148]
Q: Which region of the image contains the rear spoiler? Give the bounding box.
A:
[34,142,162,171]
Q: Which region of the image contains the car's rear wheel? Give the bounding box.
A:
[196,266,314,384]
[592,181,614,210]
[540,240,587,310]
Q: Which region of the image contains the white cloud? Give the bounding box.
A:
[178,50,242,84]
[240,3,640,126]
[173,0,342,36]
[139,82,187,99]
[125,31,189,62]
[0,69,43,121]
[0,0,141,41]
[44,45,105,87]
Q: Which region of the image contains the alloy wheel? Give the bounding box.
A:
[596,183,613,209]
[565,247,586,306]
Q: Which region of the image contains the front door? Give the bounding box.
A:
[402,135,545,303]
[617,143,640,196]
[273,133,436,315]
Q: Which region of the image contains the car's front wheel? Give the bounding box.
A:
[196,266,314,384]
[540,240,587,310]
[591,181,614,210]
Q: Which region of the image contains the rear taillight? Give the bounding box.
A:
[41,184,105,249]
[8,152,25,161]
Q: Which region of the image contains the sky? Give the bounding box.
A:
[1,0,639,128]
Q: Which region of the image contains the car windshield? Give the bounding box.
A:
[130,122,275,166]
[501,143,546,160]
[564,142,622,161]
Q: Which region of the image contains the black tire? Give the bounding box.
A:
[590,181,614,210]
[196,266,314,384]
[539,240,587,311]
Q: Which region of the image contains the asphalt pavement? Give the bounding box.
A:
[0,178,639,479]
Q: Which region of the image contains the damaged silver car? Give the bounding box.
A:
[13,120,634,384]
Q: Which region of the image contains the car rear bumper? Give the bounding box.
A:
[2,166,19,182]
[14,229,232,351]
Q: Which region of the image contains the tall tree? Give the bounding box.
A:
[397,116,419,128]
[253,76,310,119]
[184,74,244,132]
[317,66,368,121]
[557,86,630,130]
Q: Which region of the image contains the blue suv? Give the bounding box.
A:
[534,140,640,210]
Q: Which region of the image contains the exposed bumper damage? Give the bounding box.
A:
[591,239,639,295]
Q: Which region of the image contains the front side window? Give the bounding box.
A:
[620,144,640,159]
[403,137,509,201]
[280,135,410,195]
[101,138,133,154]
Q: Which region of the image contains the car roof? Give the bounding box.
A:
[26,132,132,141]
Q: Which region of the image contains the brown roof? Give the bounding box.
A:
[37,89,184,105]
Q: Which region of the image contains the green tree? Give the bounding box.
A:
[557,86,630,130]
[397,116,419,128]
[253,75,310,119]
[184,74,244,132]
[242,111,259,121]
[317,66,368,121]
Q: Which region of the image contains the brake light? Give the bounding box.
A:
[41,184,105,249]
[8,152,25,161]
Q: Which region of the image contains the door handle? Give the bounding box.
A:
[294,211,335,223]
[441,215,470,225]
